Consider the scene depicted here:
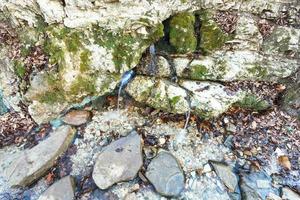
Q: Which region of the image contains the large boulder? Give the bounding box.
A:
[2,125,75,187]
[92,131,143,189]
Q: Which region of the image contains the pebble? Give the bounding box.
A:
[62,110,91,126]
[92,131,143,189]
[146,151,185,197]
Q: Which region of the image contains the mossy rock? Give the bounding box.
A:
[235,94,270,112]
[169,12,197,54]
[281,85,300,118]
[199,11,234,54]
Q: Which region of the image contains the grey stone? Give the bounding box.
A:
[3,125,75,187]
[282,187,300,200]
[146,151,185,197]
[92,131,143,189]
[240,171,279,200]
[210,161,238,192]
[38,176,75,200]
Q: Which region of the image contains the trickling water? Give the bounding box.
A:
[117,70,135,111]
[184,108,191,130]
[148,44,157,75]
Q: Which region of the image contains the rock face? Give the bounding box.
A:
[146,151,185,197]
[0,0,299,121]
[92,131,143,189]
[38,176,75,200]
[126,76,244,118]
[210,161,238,192]
[3,125,75,187]
[62,110,92,126]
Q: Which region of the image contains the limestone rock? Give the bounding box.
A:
[62,110,91,126]
[210,161,238,192]
[0,48,22,112]
[146,151,185,197]
[38,176,75,200]
[262,26,300,57]
[126,76,190,114]
[174,51,298,82]
[3,125,75,187]
[281,84,300,119]
[179,80,244,118]
[92,131,143,189]
[28,100,68,125]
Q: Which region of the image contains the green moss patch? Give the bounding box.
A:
[169,12,197,54]
[200,11,234,54]
[13,60,26,78]
[190,64,214,80]
[235,94,270,112]
[80,50,91,72]
[38,74,66,104]
[92,23,164,72]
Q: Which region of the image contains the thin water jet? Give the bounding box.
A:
[148,44,157,75]
[117,70,135,111]
[184,108,191,130]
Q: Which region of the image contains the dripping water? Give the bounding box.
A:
[117,70,135,111]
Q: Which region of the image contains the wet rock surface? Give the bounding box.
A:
[38,176,75,200]
[146,151,185,197]
[92,131,143,189]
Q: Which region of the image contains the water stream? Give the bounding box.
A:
[117,70,135,111]
[148,44,157,75]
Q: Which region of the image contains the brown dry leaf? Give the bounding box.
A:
[278,155,292,170]
[45,172,55,185]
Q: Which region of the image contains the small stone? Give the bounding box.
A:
[256,180,270,189]
[226,123,237,133]
[210,161,238,192]
[278,155,291,170]
[203,164,212,173]
[38,176,75,200]
[146,151,184,197]
[281,187,300,200]
[3,125,75,187]
[62,110,91,126]
[158,137,166,145]
[92,131,143,189]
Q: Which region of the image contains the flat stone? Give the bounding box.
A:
[62,110,91,126]
[146,151,185,197]
[92,131,143,189]
[210,161,238,192]
[3,125,75,187]
[282,187,300,200]
[38,176,75,200]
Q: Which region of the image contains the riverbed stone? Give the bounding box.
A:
[92,131,143,189]
[3,125,75,187]
[210,161,238,192]
[62,110,92,126]
[146,151,185,197]
[38,176,75,200]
